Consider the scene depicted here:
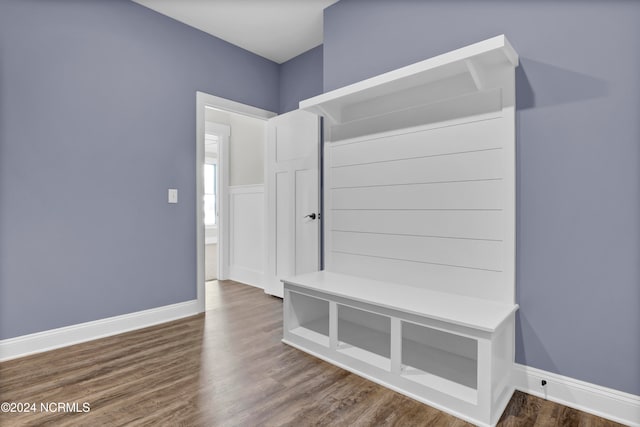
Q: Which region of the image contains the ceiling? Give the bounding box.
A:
[132,0,339,64]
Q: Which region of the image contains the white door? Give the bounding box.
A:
[265,110,321,297]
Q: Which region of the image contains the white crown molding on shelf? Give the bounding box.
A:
[300,34,518,127]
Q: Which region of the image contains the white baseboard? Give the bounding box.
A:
[229,266,264,289]
[0,300,201,362]
[512,363,640,427]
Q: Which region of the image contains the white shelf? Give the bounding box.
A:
[337,316,391,371]
[402,365,477,405]
[300,34,517,130]
[288,292,330,347]
[337,344,391,372]
[284,271,517,333]
[300,315,330,337]
[402,338,477,398]
[290,320,330,347]
[402,321,477,391]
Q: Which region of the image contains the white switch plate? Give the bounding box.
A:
[168,189,178,204]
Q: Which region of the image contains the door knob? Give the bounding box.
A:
[304,213,317,220]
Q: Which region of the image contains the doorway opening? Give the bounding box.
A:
[196,92,276,312]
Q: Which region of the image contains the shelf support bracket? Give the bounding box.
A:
[465,58,487,91]
[315,105,340,126]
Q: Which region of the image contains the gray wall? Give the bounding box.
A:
[0,0,279,339]
[279,45,324,114]
[323,0,640,395]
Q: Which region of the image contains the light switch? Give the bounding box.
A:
[168,189,178,204]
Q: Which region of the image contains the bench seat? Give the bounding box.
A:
[282,271,518,427]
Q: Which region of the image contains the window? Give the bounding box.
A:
[204,163,217,226]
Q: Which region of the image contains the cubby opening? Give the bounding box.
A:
[288,292,330,347]
[401,321,478,402]
[337,305,391,370]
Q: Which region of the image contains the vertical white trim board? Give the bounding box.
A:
[512,363,640,427]
[0,300,200,362]
[228,184,265,289]
[204,122,230,284]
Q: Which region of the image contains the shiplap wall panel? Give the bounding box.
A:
[332,231,503,272]
[331,149,503,188]
[331,117,502,167]
[330,252,506,301]
[332,180,504,210]
[325,115,512,301]
[332,210,504,241]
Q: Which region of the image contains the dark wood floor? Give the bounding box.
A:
[0,280,624,426]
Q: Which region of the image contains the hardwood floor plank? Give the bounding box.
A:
[0,280,627,427]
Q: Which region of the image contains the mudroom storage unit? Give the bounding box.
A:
[283,35,519,427]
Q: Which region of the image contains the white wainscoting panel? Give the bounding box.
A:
[228,185,265,288]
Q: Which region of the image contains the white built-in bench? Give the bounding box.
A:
[283,271,518,427]
[284,35,520,427]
